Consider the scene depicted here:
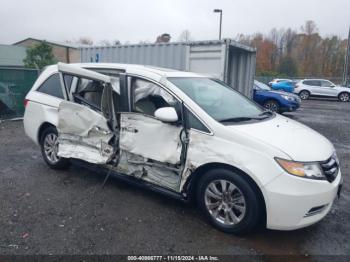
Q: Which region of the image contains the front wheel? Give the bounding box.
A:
[338,92,350,102]
[40,126,70,169]
[299,90,310,100]
[263,100,280,113]
[196,169,263,234]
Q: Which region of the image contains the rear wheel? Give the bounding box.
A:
[338,92,350,102]
[40,126,70,169]
[196,169,262,234]
[299,90,310,100]
[263,100,280,113]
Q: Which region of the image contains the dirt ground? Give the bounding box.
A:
[0,99,349,257]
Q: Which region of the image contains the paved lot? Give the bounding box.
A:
[0,99,349,256]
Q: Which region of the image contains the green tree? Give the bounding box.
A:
[23,41,57,69]
[278,57,298,76]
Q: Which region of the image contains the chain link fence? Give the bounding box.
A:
[0,68,39,120]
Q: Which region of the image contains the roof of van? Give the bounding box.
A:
[73,63,204,78]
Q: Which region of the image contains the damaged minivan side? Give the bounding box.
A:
[24,63,342,234]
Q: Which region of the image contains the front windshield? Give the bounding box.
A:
[168,77,268,122]
[254,80,271,91]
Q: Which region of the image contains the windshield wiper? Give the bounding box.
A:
[258,111,274,118]
[219,117,262,123]
[219,112,273,123]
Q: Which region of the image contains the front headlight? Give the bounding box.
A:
[275,158,325,180]
[281,95,294,101]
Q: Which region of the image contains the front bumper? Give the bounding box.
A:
[263,169,342,230]
[280,101,300,112]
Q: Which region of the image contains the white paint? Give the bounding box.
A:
[24,63,342,231]
[57,101,114,164]
[119,113,182,165]
[154,107,178,123]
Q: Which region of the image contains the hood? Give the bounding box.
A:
[228,115,334,162]
[335,86,350,91]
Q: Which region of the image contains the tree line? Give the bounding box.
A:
[236,20,348,78]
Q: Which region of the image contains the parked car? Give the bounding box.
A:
[270,80,295,93]
[24,63,342,234]
[268,78,292,87]
[294,79,350,102]
[253,80,300,113]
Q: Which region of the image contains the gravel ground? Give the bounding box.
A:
[0,99,349,257]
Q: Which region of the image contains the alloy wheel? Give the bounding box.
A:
[264,101,278,112]
[339,93,350,102]
[204,179,246,225]
[44,133,60,163]
[299,91,309,100]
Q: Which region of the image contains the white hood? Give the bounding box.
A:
[229,115,334,162]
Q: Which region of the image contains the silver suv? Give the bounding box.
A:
[294,79,350,102]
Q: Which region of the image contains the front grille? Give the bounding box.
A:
[320,155,339,182]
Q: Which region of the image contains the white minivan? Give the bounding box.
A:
[23,63,342,234]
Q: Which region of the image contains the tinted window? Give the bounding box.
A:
[63,74,73,91]
[303,80,320,86]
[187,109,210,133]
[37,73,64,99]
[320,80,333,87]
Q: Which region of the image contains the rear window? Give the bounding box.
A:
[37,73,64,99]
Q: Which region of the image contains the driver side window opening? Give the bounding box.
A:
[131,77,178,117]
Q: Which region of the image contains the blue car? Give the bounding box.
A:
[253,80,301,113]
[271,80,295,93]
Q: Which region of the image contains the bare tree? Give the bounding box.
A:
[77,37,93,46]
[301,20,318,35]
[99,40,111,46]
[178,30,193,42]
[113,39,121,46]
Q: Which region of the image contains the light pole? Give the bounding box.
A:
[213,9,222,40]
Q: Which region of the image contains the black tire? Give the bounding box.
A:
[338,92,350,102]
[299,90,310,100]
[196,168,263,234]
[40,126,70,169]
[263,100,280,113]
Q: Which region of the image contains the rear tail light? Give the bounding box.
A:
[24,99,29,107]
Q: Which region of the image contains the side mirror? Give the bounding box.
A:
[330,84,336,87]
[154,107,178,123]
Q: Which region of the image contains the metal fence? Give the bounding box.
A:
[0,68,38,120]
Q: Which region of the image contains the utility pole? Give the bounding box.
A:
[343,26,350,86]
[213,9,223,40]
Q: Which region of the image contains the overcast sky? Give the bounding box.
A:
[1,0,349,45]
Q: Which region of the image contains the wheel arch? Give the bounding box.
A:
[299,89,310,95]
[37,122,56,143]
[263,97,280,105]
[183,162,267,225]
[338,91,350,100]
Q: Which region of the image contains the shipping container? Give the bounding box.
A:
[80,39,256,97]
